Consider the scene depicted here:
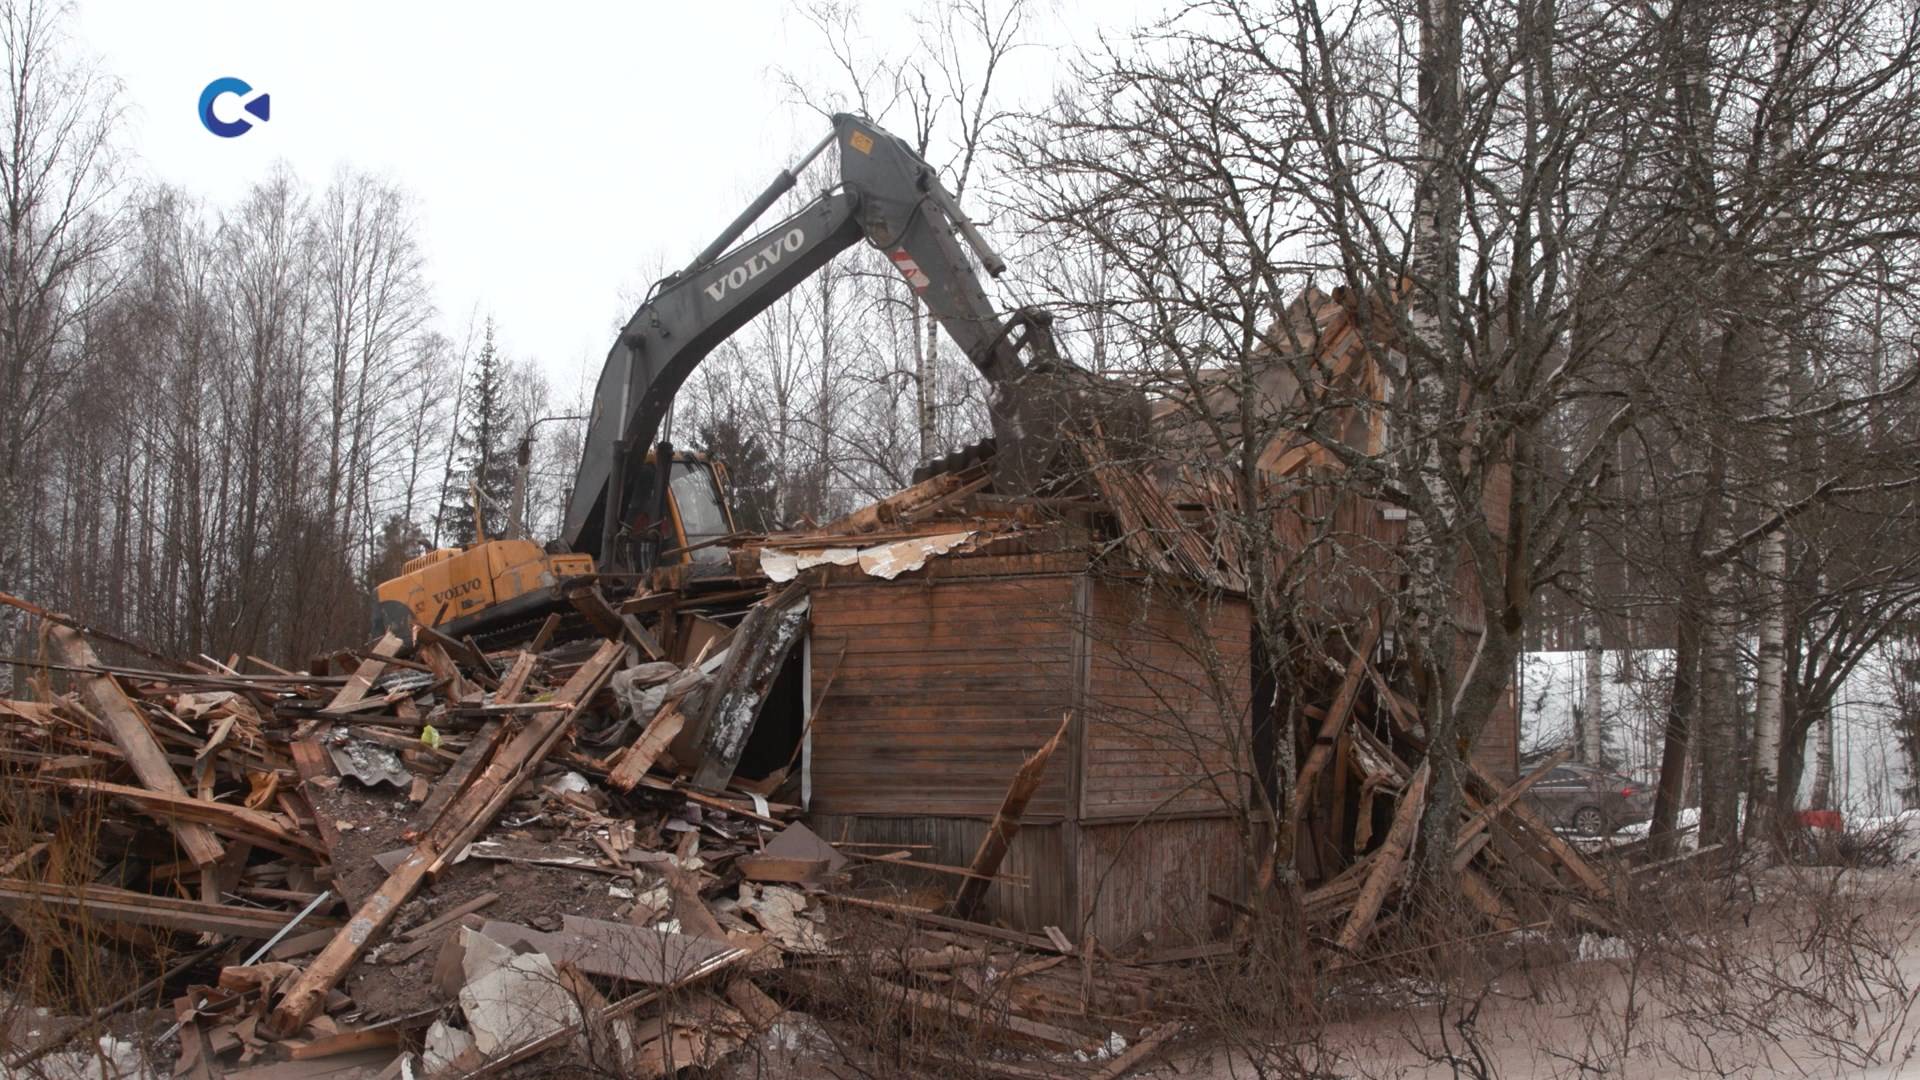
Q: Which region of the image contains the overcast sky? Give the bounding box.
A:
[73,1,1150,398]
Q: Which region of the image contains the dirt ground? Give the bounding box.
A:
[314,777,633,1023]
[1163,866,1920,1080]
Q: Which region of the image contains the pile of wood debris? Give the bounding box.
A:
[0,588,1183,1080]
[1282,615,1618,957]
[0,463,1624,1079]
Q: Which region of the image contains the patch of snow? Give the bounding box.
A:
[1575,934,1632,961]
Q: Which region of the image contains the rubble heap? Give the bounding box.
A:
[0,577,1185,1080]
[0,464,1618,1079]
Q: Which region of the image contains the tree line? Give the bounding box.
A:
[0,1,570,668]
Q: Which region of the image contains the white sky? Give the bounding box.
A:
[74,0,1154,399]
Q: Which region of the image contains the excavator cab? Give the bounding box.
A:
[600,450,736,574]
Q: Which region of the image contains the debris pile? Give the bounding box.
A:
[0,461,1618,1078]
[1281,616,1617,953]
[0,575,1186,1079]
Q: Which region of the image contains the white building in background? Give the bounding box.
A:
[1516,649,1913,817]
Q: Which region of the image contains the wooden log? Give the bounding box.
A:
[48,627,223,867]
[324,632,404,713]
[267,640,623,1037]
[1333,761,1429,955]
[950,712,1069,919]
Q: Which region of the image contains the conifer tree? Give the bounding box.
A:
[435,321,519,547]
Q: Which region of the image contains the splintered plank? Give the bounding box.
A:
[1291,613,1384,829]
[1334,760,1429,955]
[49,626,224,867]
[323,632,403,713]
[1462,760,1610,900]
[49,779,325,862]
[1453,749,1569,871]
[408,721,502,835]
[0,879,330,939]
[405,653,528,835]
[607,704,685,792]
[268,639,624,1037]
[949,712,1069,919]
[569,584,664,660]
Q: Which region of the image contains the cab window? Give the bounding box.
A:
[670,462,732,563]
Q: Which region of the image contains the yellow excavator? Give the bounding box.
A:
[372,445,736,642]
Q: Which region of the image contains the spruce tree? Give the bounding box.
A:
[435,321,519,547]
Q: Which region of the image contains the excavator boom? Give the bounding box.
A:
[565,113,1089,572]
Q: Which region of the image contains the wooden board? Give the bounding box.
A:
[50,627,224,867]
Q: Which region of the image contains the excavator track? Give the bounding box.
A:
[469,607,595,654]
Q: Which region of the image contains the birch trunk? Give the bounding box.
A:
[1405,0,1467,894]
[1698,556,1743,850]
[1744,6,1804,854]
[1582,532,1605,766]
[1809,705,1834,811]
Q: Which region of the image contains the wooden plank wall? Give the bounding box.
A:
[1076,817,1250,947]
[807,813,1072,933]
[1081,583,1253,820]
[808,574,1081,818]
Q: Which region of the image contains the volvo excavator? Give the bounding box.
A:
[375,112,1118,642]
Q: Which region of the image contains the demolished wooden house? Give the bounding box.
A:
[0,291,1608,1078]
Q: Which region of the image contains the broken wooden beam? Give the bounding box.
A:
[568,584,663,661]
[0,879,330,939]
[48,626,224,868]
[606,703,685,793]
[1452,749,1569,872]
[323,631,404,713]
[1333,760,1429,955]
[1291,612,1384,832]
[950,711,1069,919]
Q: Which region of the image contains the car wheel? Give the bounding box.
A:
[1572,806,1607,836]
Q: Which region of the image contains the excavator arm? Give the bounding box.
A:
[564,113,1084,571]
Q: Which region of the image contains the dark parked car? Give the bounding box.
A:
[1524,763,1654,835]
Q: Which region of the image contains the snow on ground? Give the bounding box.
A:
[1168,865,1920,1079]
